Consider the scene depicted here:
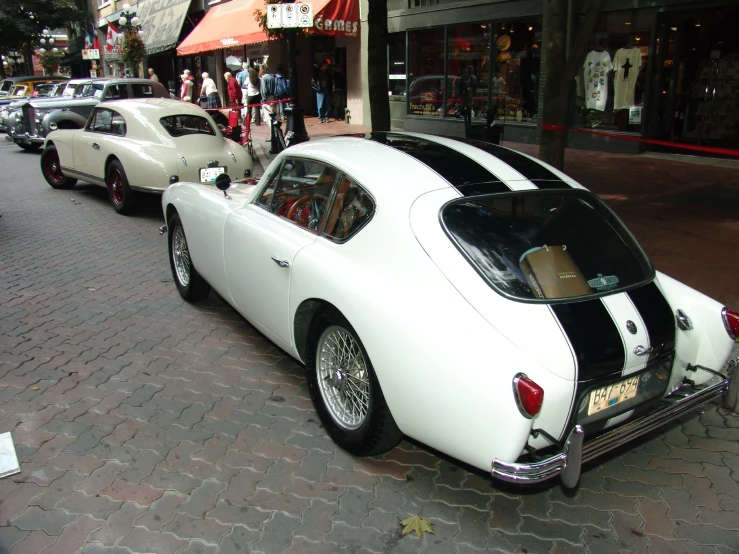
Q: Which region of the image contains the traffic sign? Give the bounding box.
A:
[267,4,282,29]
[296,2,313,27]
[281,3,297,28]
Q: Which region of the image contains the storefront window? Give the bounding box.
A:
[388,33,406,96]
[408,28,445,116]
[407,19,541,121]
[446,24,489,119]
[576,9,654,131]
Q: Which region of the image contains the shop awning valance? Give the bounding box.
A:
[312,0,359,37]
[138,0,192,55]
[177,0,267,56]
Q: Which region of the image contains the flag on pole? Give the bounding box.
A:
[84,30,93,49]
[106,22,120,51]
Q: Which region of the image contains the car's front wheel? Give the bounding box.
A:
[168,213,211,301]
[40,145,77,189]
[106,159,137,215]
[306,309,402,456]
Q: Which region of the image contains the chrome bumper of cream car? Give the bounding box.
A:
[492,369,734,488]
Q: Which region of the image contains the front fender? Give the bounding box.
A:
[42,110,87,134]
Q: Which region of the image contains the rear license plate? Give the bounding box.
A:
[200,167,225,182]
[588,375,640,416]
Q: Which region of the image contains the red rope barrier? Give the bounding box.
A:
[542,122,739,158]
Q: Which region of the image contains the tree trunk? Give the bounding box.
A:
[539,0,606,170]
[367,0,390,132]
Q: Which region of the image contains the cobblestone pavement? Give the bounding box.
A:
[1,134,738,554]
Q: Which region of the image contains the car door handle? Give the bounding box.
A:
[271,256,290,268]
[92,143,100,150]
[633,345,653,356]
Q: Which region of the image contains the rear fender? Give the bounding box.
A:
[655,271,734,387]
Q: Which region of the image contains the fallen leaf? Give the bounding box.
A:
[31,386,40,390]
[400,514,434,538]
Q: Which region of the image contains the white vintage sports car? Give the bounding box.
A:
[161,132,738,487]
[39,98,253,215]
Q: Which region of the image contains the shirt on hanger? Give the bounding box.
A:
[613,47,643,109]
[583,50,613,111]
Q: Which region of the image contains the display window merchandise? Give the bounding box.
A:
[575,9,654,131]
[405,18,541,123]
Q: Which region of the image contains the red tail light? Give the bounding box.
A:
[513,373,544,418]
[722,308,739,340]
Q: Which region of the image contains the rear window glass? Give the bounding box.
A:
[131,84,155,97]
[442,190,653,302]
[159,115,216,137]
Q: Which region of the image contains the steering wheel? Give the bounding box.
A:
[286,195,327,229]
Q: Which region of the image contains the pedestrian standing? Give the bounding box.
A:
[148,68,159,82]
[316,61,333,123]
[200,72,222,109]
[259,65,276,128]
[180,72,193,102]
[236,62,249,88]
[224,72,242,107]
[274,65,289,121]
[332,66,346,121]
[246,66,261,126]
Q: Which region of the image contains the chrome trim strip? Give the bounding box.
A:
[492,374,730,487]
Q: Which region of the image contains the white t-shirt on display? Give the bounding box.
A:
[613,47,643,109]
[583,50,613,111]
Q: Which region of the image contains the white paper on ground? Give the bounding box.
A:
[0,432,21,478]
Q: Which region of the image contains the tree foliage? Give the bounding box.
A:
[0,0,88,56]
[37,49,64,75]
[122,30,146,76]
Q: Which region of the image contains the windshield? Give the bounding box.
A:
[442,190,654,302]
[79,83,104,98]
[159,115,216,137]
[34,83,58,97]
[63,84,78,97]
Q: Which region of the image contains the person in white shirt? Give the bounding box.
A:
[200,72,222,109]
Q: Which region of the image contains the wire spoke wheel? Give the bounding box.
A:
[109,169,125,207]
[171,225,191,288]
[316,325,370,430]
[43,149,64,184]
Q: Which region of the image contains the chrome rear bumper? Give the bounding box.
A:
[492,370,734,488]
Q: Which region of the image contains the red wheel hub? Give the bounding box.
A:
[43,151,64,184]
[109,170,124,206]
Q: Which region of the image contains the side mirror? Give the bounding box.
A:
[215,173,232,199]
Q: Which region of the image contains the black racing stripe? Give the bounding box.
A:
[453,138,570,188]
[362,132,510,193]
[552,299,626,385]
[627,282,676,361]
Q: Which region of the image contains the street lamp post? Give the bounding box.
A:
[118,3,142,77]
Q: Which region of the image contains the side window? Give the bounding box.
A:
[254,169,280,209]
[131,84,154,97]
[323,176,375,242]
[260,158,338,233]
[104,85,129,100]
[110,111,127,136]
[87,108,114,133]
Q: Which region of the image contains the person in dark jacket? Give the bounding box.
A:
[332,66,346,121]
[316,61,333,123]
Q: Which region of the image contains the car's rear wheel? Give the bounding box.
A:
[106,159,137,215]
[40,145,77,189]
[20,143,41,152]
[306,308,402,456]
[168,213,211,301]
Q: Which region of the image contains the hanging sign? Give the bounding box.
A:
[82,49,100,60]
[282,3,297,28]
[267,4,282,29]
[297,2,313,27]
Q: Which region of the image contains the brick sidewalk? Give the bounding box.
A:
[250,121,739,311]
[0,136,738,554]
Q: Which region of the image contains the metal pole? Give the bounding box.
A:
[285,27,309,144]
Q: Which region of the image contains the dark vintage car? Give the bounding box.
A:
[6,78,169,151]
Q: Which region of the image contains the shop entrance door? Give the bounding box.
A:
[652,7,739,151]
